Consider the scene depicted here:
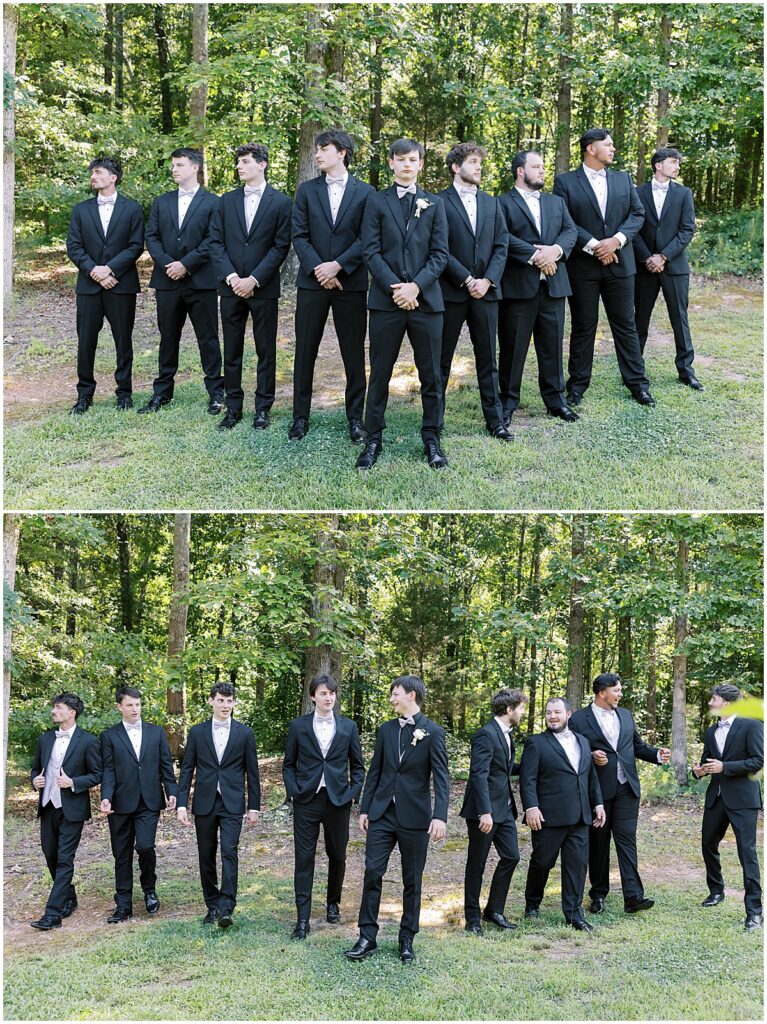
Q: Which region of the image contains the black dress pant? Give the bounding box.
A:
[39,802,84,917]
[293,288,367,422]
[75,291,136,400]
[220,294,278,413]
[498,286,568,414]
[363,308,443,444]
[634,271,695,376]
[566,272,649,395]
[588,782,643,903]
[440,298,504,430]
[702,797,762,915]
[524,823,589,923]
[464,815,520,923]
[107,797,161,911]
[193,793,244,914]
[153,285,223,400]
[358,802,431,941]
[292,789,351,919]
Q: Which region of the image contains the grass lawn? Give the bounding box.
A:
[3,765,763,1021]
[3,250,762,511]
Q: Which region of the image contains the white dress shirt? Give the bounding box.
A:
[454,181,477,233]
[178,184,200,227]
[515,186,563,277]
[581,163,627,254]
[553,727,581,772]
[592,704,626,784]
[715,714,735,755]
[326,171,348,224]
[244,184,264,232]
[493,715,512,758]
[652,178,670,218]
[123,719,143,759]
[97,193,117,235]
[43,725,77,808]
[313,711,336,792]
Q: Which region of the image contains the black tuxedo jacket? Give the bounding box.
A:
[459,719,519,822]
[362,186,449,313]
[498,189,577,299]
[282,712,365,807]
[145,188,220,291]
[520,730,602,827]
[292,174,375,292]
[633,181,695,275]
[177,718,261,816]
[31,726,102,822]
[100,721,178,813]
[569,704,660,802]
[66,194,144,295]
[208,184,292,299]
[552,167,645,280]
[438,187,508,302]
[698,717,763,810]
[360,712,450,827]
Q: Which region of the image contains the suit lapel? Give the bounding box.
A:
[61,727,83,769]
[104,193,126,240]
[445,186,474,237]
[304,713,325,758]
[115,722,139,762]
[41,731,57,771]
[248,184,273,238]
[387,718,401,767]
[720,716,740,757]
[489,718,511,766]
[316,176,334,229]
[385,186,407,239]
[640,183,658,224]
[232,188,248,238]
[398,715,425,769]
[219,720,237,765]
[332,175,357,228]
[87,197,104,238]
[165,190,180,232]
[545,729,576,772]
[326,715,345,757]
[179,187,207,233]
[406,188,429,237]
[576,167,605,223]
[202,719,218,762]
[510,188,540,236]
[658,181,677,223]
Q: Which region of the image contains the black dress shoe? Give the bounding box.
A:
[107,907,133,924]
[632,388,656,407]
[566,391,583,407]
[624,897,654,913]
[465,922,484,936]
[291,919,311,939]
[326,902,341,923]
[116,396,133,410]
[252,410,269,430]
[218,910,234,929]
[70,398,91,415]
[144,891,160,915]
[548,405,580,422]
[349,419,366,444]
[679,374,704,391]
[399,937,415,963]
[424,439,448,469]
[482,911,517,930]
[523,906,540,919]
[343,937,378,960]
[61,897,78,919]
[137,396,167,414]
[288,417,308,440]
[356,440,381,470]
[30,914,62,930]
[745,913,763,930]
[218,409,243,431]
[202,908,218,924]
[569,918,595,932]
[701,893,725,907]
[207,393,225,414]
[488,424,513,442]
[589,897,606,914]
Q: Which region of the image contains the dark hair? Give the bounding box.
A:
[592,672,622,695]
[651,146,682,171]
[171,147,204,170]
[580,127,612,156]
[711,683,741,704]
[446,141,487,173]
[51,692,84,719]
[210,682,236,699]
[511,150,540,180]
[88,156,122,184]
[390,674,426,707]
[235,142,269,168]
[315,129,354,168]
[309,674,339,697]
[389,138,425,160]
[115,685,142,703]
[491,688,527,717]
[546,696,571,713]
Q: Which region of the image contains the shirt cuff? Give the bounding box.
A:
[555,245,564,261]
[226,273,237,285]
[615,232,627,249]
[583,238,599,255]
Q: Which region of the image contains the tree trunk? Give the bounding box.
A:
[671,537,689,786]
[618,614,633,682]
[3,514,22,784]
[190,3,209,184]
[104,3,113,90]
[526,521,542,730]
[656,10,671,147]
[114,5,124,111]
[646,619,657,742]
[301,517,344,714]
[166,513,191,759]
[297,5,328,188]
[553,3,573,176]
[3,5,18,304]
[611,11,625,165]
[368,40,383,189]
[636,106,647,184]
[154,4,173,134]
[566,516,585,709]
[65,544,79,637]
[115,515,133,631]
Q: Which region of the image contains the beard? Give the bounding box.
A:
[524,173,544,191]
[546,722,567,734]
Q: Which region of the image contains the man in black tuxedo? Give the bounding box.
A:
[140,148,224,415]
[345,676,450,963]
[520,696,605,931]
[358,139,450,470]
[438,141,511,442]
[553,128,655,407]
[208,143,292,431]
[498,150,579,424]
[570,672,670,915]
[290,130,374,443]
[100,685,177,923]
[692,684,763,930]
[460,687,527,935]
[634,147,702,390]
[29,693,102,931]
[66,156,144,413]
[177,682,261,928]
[282,674,365,938]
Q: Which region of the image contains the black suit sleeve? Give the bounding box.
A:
[724,721,764,777]
[181,196,218,274]
[250,197,292,285]
[159,727,178,799]
[100,731,116,804]
[693,728,716,777]
[177,728,197,807]
[554,201,578,258]
[360,726,385,815]
[588,759,603,811]
[71,734,102,793]
[363,198,402,290]
[107,204,145,279]
[661,190,695,262]
[31,736,45,787]
[208,201,237,282]
[145,197,174,270]
[413,200,450,296]
[632,196,653,264]
[615,180,645,243]
[552,175,594,252]
[335,198,369,274]
[430,725,450,822]
[632,723,661,765]
[486,200,510,285]
[348,722,366,802]
[519,737,540,812]
[66,207,96,275]
[291,184,323,275]
[246,729,261,811]
[282,720,299,800]
[467,728,494,816]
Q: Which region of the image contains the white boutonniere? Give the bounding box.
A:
[414,198,431,219]
[411,727,429,747]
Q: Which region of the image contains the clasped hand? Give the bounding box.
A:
[391,282,419,310]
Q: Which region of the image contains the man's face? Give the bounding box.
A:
[545,700,571,733]
[90,166,117,192]
[508,702,527,727]
[389,150,423,184]
[315,144,345,173]
[390,685,416,716]
[51,702,76,727]
[171,157,198,185]
[521,153,545,190]
[600,683,622,710]
[209,693,235,720]
[312,684,337,715]
[587,136,615,165]
[708,694,732,716]
[656,156,681,179]
[456,153,482,186]
[117,696,142,723]
[236,154,266,183]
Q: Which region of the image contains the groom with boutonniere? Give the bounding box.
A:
[344,676,450,964]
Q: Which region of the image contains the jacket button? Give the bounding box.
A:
[405,249,410,255]
[177,237,181,243]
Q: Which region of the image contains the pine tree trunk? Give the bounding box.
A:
[154,4,173,134]
[104,4,113,90]
[369,41,383,189]
[3,514,22,783]
[114,5,124,111]
[190,3,208,184]
[656,10,671,147]
[554,3,573,176]
[3,5,18,305]
[566,516,585,709]
[671,538,689,786]
[115,515,133,632]
[646,619,657,742]
[301,517,344,714]
[166,514,191,759]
